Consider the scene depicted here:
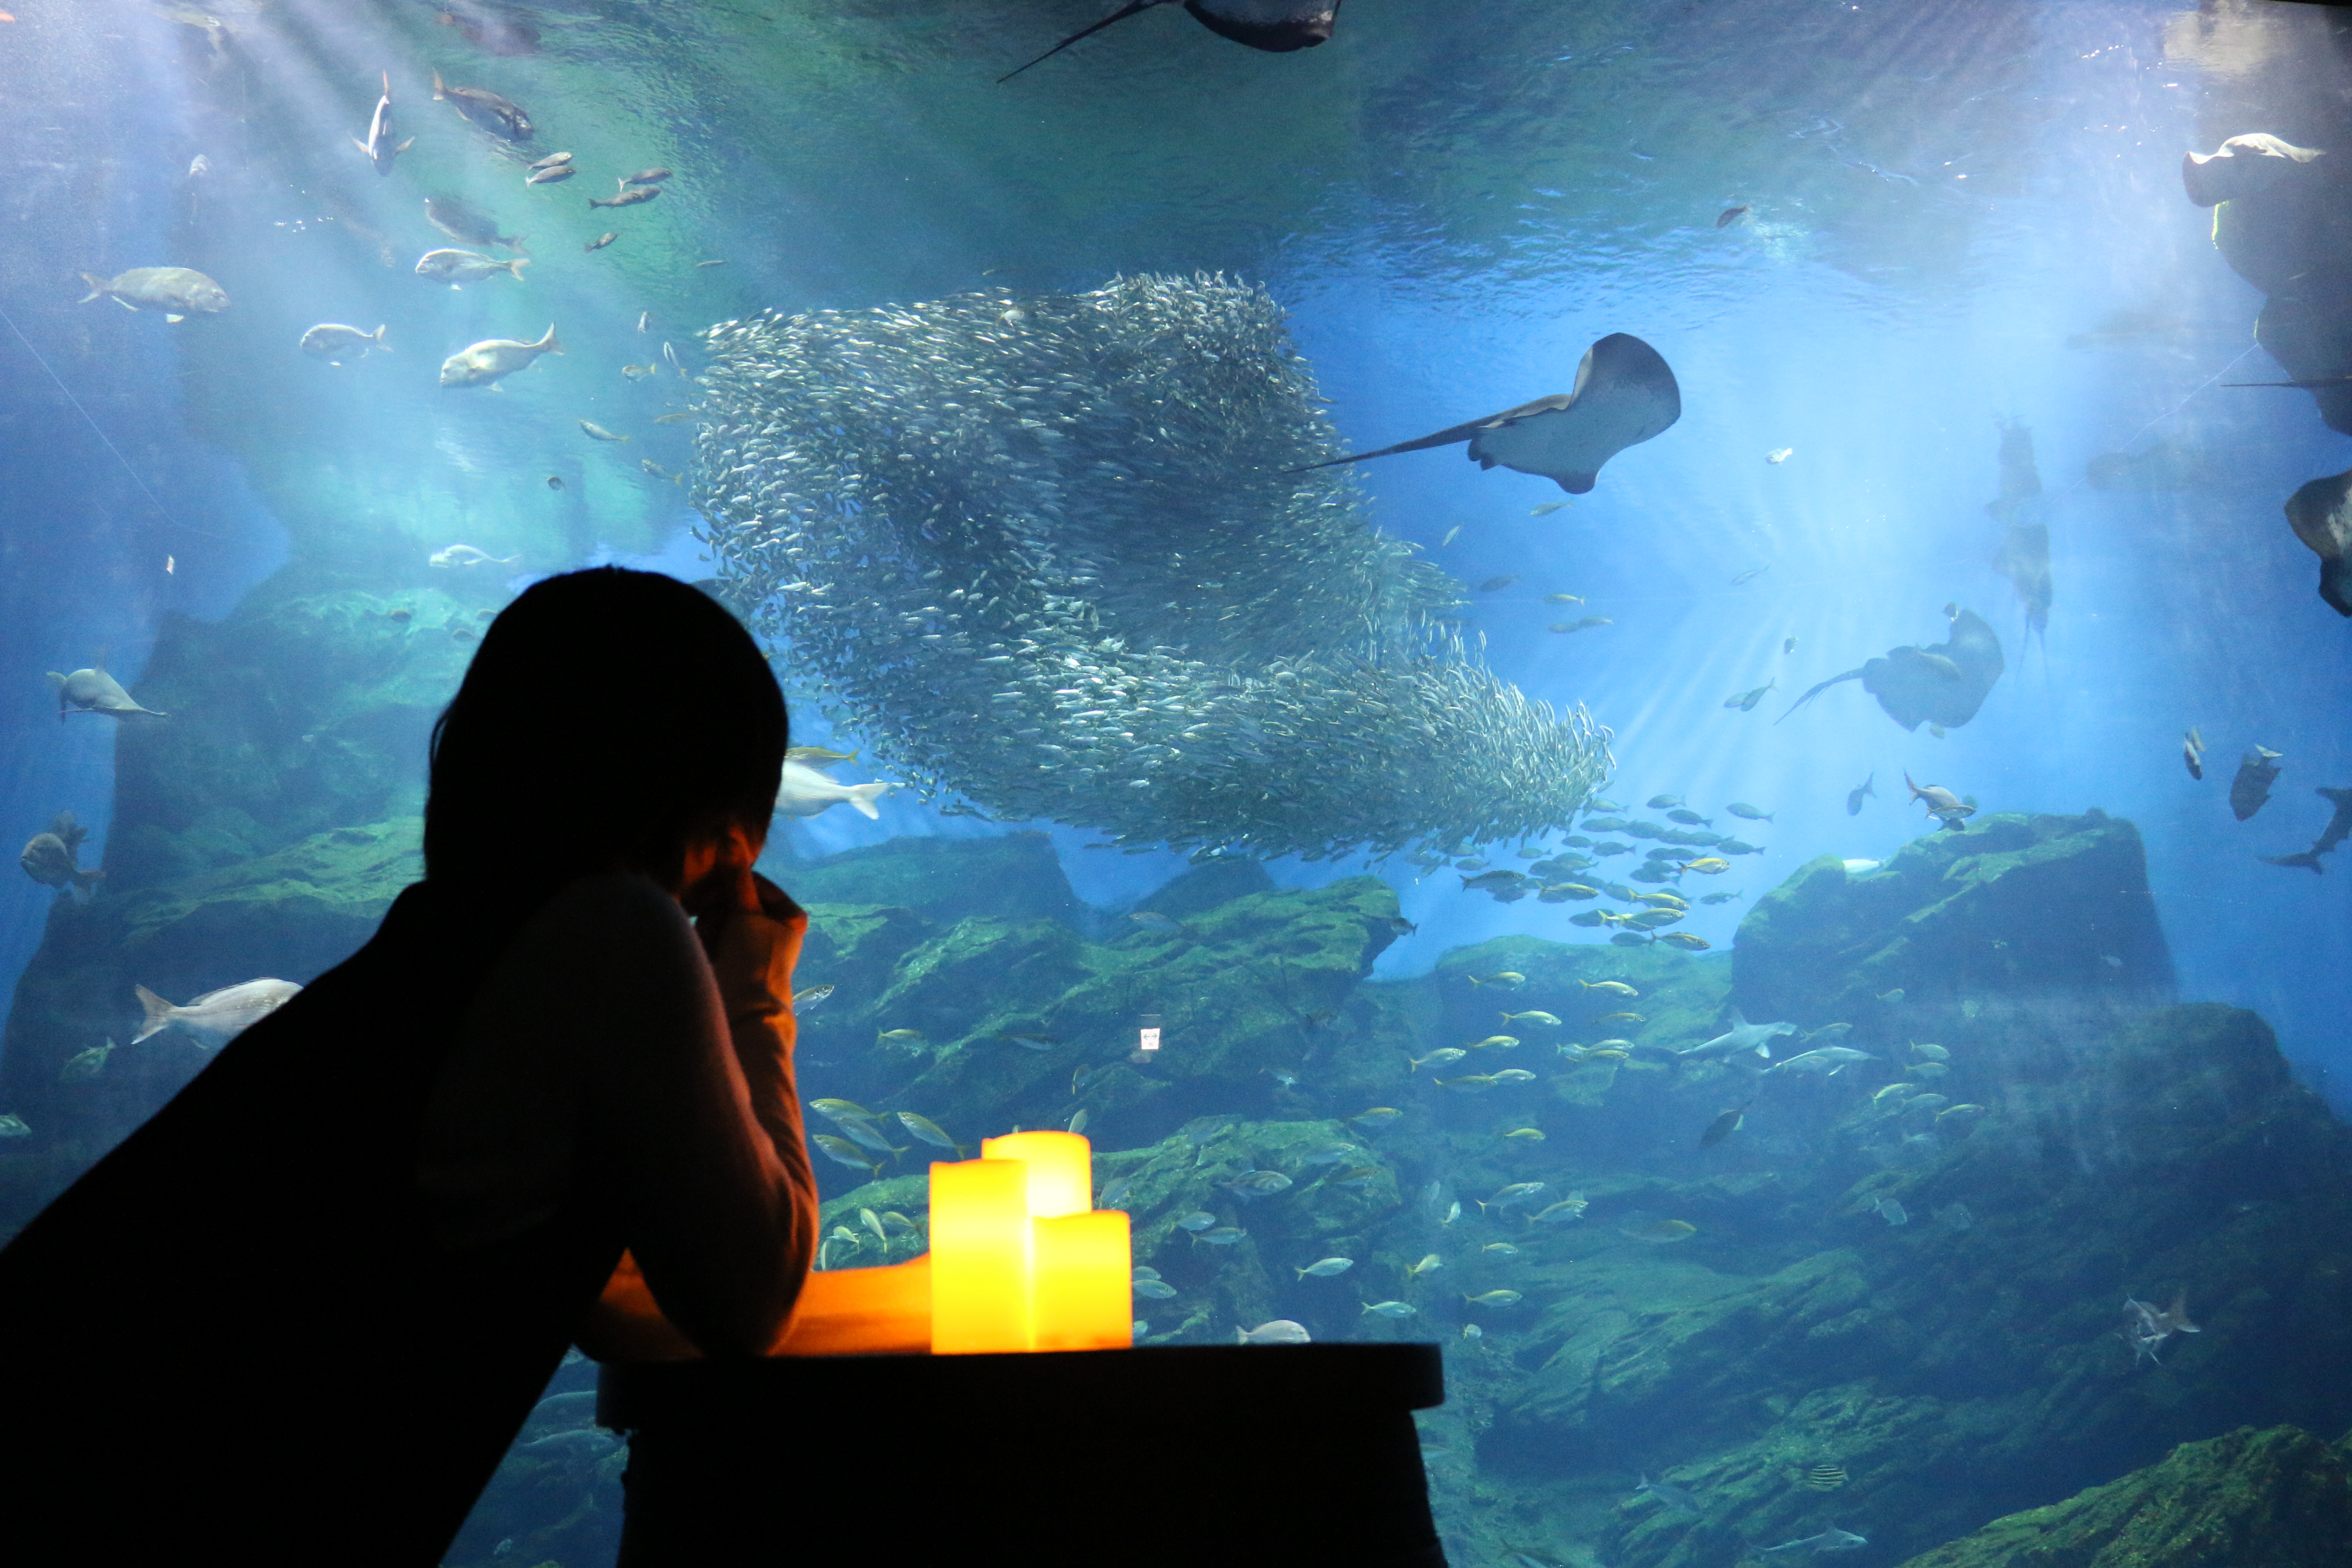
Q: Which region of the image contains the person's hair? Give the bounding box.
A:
[425,567,785,895]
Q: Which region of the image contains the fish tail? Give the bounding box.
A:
[77,274,107,304]
[382,70,392,98]
[132,984,175,1044]
[505,257,531,281]
[508,235,532,255]
[845,781,892,819]
[534,325,563,353]
[431,68,447,99]
[372,325,391,349]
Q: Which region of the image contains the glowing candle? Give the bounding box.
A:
[1032,1210,1133,1351]
[981,1130,1091,1218]
[929,1159,1032,1354]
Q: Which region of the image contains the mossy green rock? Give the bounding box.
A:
[1733,812,2171,1026]
[771,831,1083,928]
[1886,1423,2352,1568]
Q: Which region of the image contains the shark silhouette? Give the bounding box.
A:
[1001,0,1340,82]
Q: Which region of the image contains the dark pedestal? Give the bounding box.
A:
[597,1342,1447,1567]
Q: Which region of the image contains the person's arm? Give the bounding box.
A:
[577,870,818,1359]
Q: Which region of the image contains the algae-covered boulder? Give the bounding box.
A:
[1886,1423,2352,1568]
[1733,811,2171,1026]
[769,831,1084,928]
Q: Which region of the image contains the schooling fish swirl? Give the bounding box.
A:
[690,273,1611,862]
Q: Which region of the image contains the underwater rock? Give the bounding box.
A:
[1732,811,2171,1026]
[2283,468,2352,618]
[692,275,1611,862]
[772,831,1084,928]
[0,818,424,1206]
[1883,1423,2352,1568]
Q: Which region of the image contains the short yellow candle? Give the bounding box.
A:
[981,1130,1092,1218]
[929,1159,1032,1354]
[1032,1210,1133,1351]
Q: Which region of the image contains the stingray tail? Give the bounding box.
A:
[999,0,1170,82]
[1775,668,1862,724]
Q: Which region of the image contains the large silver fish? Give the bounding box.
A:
[48,662,166,720]
[1293,334,1681,495]
[438,325,563,388]
[77,267,229,320]
[132,979,302,1048]
[352,71,413,176]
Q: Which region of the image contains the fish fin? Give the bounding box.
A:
[165,314,185,323]
[506,258,531,280]
[536,325,563,353]
[1286,416,1494,475]
[113,296,138,312]
[397,137,415,153]
[432,68,447,99]
[132,984,175,1044]
[1774,667,1862,723]
[998,0,1170,82]
[383,70,392,97]
[372,325,391,349]
[846,781,893,819]
[352,136,371,155]
[77,274,107,303]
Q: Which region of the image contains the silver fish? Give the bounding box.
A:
[132,978,302,1048]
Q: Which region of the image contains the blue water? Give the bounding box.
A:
[3,0,2348,1561]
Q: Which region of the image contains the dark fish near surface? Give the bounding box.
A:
[2230,747,2282,821]
[2182,727,2206,781]
[431,69,533,140]
[2314,786,2352,853]
[1716,204,1749,227]
[590,183,660,209]
[20,812,101,893]
[436,5,542,55]
[425,196,525,251]
[1293,334,1680,496]
[1698,1107,1743,1147]
[1846,772,1875,815]
[1478,575,1519,592]
[352,71,412,176]
[1001,0,1341,82]
[585,232,619,252]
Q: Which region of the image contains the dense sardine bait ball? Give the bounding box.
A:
[693,274,1610,862]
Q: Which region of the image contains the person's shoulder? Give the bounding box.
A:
[529,873,698,953]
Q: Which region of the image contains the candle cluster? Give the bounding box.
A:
[771,1130,1131,1357]
[932,1132,1133,1354]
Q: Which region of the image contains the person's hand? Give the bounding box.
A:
[683,825,803,1017]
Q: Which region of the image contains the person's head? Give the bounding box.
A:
[425,567,786,897]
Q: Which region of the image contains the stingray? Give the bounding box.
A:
[1776,604,2005,732]
[1289,334,1681,496]
[1001,0,1339,81]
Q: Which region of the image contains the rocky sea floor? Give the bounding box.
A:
[2,576,2349,1566]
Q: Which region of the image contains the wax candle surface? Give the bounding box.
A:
[1032,1210,1133,1351]
[929,1159,1032,1354]
[980,1130,1091,1218]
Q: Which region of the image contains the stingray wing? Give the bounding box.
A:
[1182,0,1340,51]
[1774,668,1863,723]
[1466,334,1681,493]
[1285,408,1542,474]
[999,0,1176,82]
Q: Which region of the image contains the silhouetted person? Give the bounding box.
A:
[0,568,818,1563]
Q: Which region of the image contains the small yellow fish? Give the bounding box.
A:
[1632,893,1687,909]
[1436,1074,1500,1091]
[653,410,696,423]
[1469,971,1527,988]
[876,1029,925,1043]
[1411,1048,1469,1073]
[1530,501,1572,516]
[621,364,658,380]
[1407,1253,1443,1276]
[1598,1011,1645,1023]
[1502,1127,1545,1142]
[1500,1011,1561,1026]
[1464,1035,1521,1050]
[1872,1083,1916,1107]
[1626,1219,1697,1242]
[1580,980,1638,998]
[1544,591,1583,603]
[1482,1242,1521,1256]
[1581,1048,1629,1062]
[1657,932,1712,950]
[1463,1289,1523,1306]
[640,458,683,484]
[1350,1107,1403,1127]
[1679,858,1731,875]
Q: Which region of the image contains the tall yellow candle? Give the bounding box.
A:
[980,1130,1091,1217]
[928,1159,1032,1354]
[1032,1210,1133,1351]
